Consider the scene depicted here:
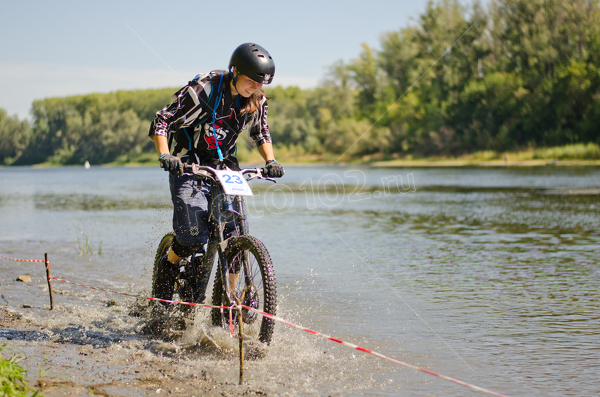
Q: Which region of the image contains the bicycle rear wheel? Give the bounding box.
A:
[152,232,203,310]
[211,235,277,344]
[152,233,176,303]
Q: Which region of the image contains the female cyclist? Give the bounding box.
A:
[148,43,284,302]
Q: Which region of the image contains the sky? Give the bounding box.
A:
[1,0,447,120]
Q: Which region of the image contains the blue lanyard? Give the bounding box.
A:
[213,73,225,161]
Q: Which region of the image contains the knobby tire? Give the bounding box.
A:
[152,232,199,310]
[152,232,176,301]
[211,235,277,344]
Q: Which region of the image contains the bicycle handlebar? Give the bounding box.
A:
[182,163,275,183]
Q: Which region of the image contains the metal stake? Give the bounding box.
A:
[44,253,54,310]
[237,299,244,384]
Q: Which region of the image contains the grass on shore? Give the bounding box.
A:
[354,142,600,166]
[0,345,41,397]
[456,142,600,162]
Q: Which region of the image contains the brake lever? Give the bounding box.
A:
[259,167,277,183]
[245,167,277,183]
[187,163,213,179]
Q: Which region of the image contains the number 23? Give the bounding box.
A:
[223,174,243,184]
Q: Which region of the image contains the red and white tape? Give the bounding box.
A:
[244,305,509,397]
[47,276,228,310]
[48,275,510,397]
[0,254,45,263]
[1,253,510,397]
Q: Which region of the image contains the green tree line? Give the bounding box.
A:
[1,88,175,165]
[2,0,599,166]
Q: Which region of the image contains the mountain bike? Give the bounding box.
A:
[152,163,277,344]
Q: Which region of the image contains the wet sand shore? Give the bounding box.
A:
[1,307,265,397]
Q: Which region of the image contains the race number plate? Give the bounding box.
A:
[215,170,253,196]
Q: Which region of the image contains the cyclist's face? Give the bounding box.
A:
[233,73,263,98]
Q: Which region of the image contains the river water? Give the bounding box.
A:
[0,165,599,396]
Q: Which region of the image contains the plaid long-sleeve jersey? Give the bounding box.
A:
[148,70,271,162]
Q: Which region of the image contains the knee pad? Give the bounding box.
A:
[171,238,197,258]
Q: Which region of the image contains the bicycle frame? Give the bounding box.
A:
[181,163,273,306]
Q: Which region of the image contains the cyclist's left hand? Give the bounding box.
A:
[264,159,285,178]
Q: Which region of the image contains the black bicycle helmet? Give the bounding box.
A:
[229,43,275,85]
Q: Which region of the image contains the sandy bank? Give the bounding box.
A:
[0,307,265,397]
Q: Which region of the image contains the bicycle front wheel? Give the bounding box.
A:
[211,235,277,344]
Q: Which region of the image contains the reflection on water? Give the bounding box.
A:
[1,165,599,396]
[31,193,163,211]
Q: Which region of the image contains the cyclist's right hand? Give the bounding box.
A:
[264,159,285,178]
[159,154,184,175]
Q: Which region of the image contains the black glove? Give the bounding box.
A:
[264,159,285,178]
[159,154,184,175]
